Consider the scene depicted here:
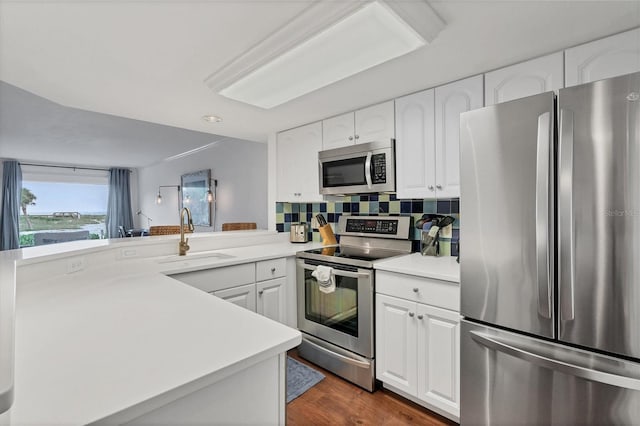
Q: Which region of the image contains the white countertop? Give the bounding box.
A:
[0,231,323,424]
[374,253,460,283]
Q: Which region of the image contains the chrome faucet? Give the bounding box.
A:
[179,207,195,256]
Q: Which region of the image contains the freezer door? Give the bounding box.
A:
[461,320,640,425]
[459,92,555,338]
[558,71,640,359]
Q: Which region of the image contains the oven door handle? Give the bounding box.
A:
[300,263,372,279]
[303,337,371,368]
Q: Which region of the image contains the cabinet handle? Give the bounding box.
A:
[428,185,435,191]
[348,136,354,141]
[436,184,443,190]
[271,267,276,273]
[412,287,419,293]
[258,290,264,296]
[354,134,359,139]
[408,312,415,317]
[417,314,424,320]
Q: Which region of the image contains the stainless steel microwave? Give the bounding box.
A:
[318,140,395,195]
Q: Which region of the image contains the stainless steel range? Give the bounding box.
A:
[296,215,412,391]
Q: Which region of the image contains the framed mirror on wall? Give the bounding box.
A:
[181,169,211,226]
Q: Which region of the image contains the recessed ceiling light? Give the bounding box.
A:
[209,1,445,109]
[202,115,223,123]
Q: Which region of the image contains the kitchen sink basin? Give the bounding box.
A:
[157,251,235,264]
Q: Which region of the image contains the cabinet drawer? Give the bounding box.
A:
[169,263,255,293]
[256,258,286,281]
[376,270,459,312]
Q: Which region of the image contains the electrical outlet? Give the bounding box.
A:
[311,217,319,229]
[66,257,85,274]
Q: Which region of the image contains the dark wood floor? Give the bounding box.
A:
[287,350,457,426]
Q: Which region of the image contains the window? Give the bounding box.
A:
[19,166,109,247]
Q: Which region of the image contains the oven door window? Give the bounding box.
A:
[304,269,358,337]
[322,157,367,188]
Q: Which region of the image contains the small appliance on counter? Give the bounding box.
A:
[416,214,455,256]
[289,223,309,243]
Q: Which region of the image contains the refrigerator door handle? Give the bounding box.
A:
[536,112,552,319]
[559,108,576,321]
[470,331,640,390]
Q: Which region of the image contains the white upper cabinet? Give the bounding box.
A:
[322,112,354,150]
[395,76,482,200]
[434,75,483,199]
[355,101,395,144]
[395,88,436,199]
[322,101,395,149]
[485,52,564,106]
[565,28,640,87]
[276,122,324,202]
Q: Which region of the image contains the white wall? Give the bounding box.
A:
[136,138,268,231]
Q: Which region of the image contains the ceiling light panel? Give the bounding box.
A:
[218,2,428,109]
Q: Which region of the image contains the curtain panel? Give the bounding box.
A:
[0,160,22,251]
[105,168,133,238]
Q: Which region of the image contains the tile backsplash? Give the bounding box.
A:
[275,194,460,255]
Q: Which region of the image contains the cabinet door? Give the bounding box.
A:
[212,283,256,312]
[416,304,460,418]
[276,122,324,202]
[485,52,563,106]
[355,100,395,144]
[256,277,286,324]
[375,294,417,395]
[565,28,640,87]
[322,112,354,149]
[435,75,483,199]
[395,89,436,199]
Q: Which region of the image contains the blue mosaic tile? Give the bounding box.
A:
[400,201,411,214]
[284,213,292,222]
[390,193,398,201]
[379,201,389,214]
[411,201,423,213]
[451,199,460,214]
[327,213,335,222]
[320,204,327,213]
[343,203,351,212]
[284,223,291,232]
[423,200,436,213]
[351,203,360,213]
[437,200,451,214]
[291,213,299,222]
[369,194,378,201]
[276,223,284,232]
[276,203,283,213]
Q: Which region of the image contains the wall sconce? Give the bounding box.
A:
[156,185,180,204]
[207,179,218,203]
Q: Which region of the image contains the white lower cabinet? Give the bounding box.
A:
[256,277,286,323]
[170,257,290,326]
[376,272,460,422]
[213,283,256,312]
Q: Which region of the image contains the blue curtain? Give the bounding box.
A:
[0,160,22,251]
[106,168,133,238]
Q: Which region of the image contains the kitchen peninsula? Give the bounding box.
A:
[0,231,318,425]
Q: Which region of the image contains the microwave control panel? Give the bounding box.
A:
[371,154,387,183]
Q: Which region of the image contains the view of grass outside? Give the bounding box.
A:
[19,181,108,247]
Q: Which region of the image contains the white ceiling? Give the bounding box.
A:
[0,1,639,168]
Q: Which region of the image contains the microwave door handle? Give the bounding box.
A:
[318,160,324,192]
[365,152,373,189]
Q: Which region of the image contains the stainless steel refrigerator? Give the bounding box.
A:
[459,71,640,425]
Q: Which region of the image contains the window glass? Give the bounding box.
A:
[19,178,108,247]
